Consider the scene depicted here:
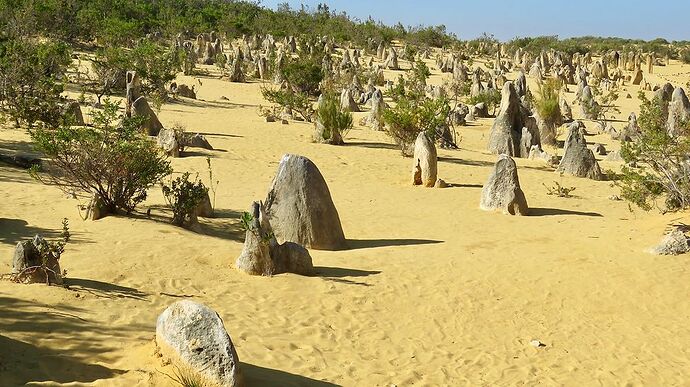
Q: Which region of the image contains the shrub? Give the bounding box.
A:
[261,87,314,121]
[162,172,209,227]
[316,93,352,144]
[535,78,562,125]
[30,99,172,214]
[91,41,181,102]
[382,96,450,156]
[0,37,71,127]
[544,181,576,198]
[283,56,323,96]
[467,89,501,115]
[618,93,690,211]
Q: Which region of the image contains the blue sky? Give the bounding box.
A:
[258,0,689,42]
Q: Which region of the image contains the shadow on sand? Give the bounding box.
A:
[529,207,603,217]
[0,296,130,385]
[65,278,148,300]
[0,218,91,246]
[346,238,442,250]
[242,363,340,386]
[314,266,381,287]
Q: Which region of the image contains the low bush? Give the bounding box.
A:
[162,172,209,227]
[315,93,352,144]
[30,99,172,214]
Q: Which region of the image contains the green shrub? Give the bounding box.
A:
[467,89,501,115]
[30,99,172,214]
[535,78,562,125]
[0,37,71,127]
[382,97,450,156]
[91,41,181,102]
[283,56,323,96]
[316,93,352,144]
[261,87,314,121]
[618,93,690,211]
[162,172,209,227]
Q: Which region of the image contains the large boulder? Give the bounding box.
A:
[411,132,438,187]
[12,235,63,285]
[155,300,244,387]
[265,154,346,250]
[480,155,529,215]
[557,122,604,180]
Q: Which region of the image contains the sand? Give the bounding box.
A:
[1,51,690,386]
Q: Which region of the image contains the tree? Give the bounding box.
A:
[30,99,172,214]
[619,93,690,212]
[0,37,71,127]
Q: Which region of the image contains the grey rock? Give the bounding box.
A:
[411,132,438,187]
[651,229,690,255]
[12,235,63,285]
[132,96,164,136]
[265,154,346,250]
[155,300,244,387]
[480,155,529,215]
[557,122,604,180]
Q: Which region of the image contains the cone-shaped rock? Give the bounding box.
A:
[265,154,346,250]
[557,122,604,180]
[487,82,524,157]
[480,155,528,215]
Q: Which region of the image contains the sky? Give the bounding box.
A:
[258,0,689,42]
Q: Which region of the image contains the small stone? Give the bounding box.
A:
[265,115,276,123]
[530,339,545,348]
[608,195,622,201]
[281,119,289,125]
[434,178,449,188]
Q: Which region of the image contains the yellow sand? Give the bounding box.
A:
[1,54,690,386]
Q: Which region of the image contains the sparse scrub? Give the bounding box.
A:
[619,93,690,211]
[261,87,314,122]
[315,93,353,145]
[544,181,576,198]
[30,99,172,215]
[0,37,71,127]
[162,172,209,227]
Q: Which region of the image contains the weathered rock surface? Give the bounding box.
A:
[155,300,244,387]
[411,132,438,187]
[557,122,604,180]
[265,154,346,250]
[480,155,529,215]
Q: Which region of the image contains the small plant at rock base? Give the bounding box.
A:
[162,172,209,227]
[239,212,274,244]
[544,181,576,198]
[4,219,70,285]
[316,93,353,145]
